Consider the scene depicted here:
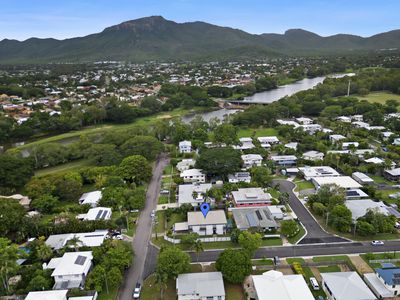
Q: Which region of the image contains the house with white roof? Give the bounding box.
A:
[228,172,251,183]
[252,270,314,300]
[78,191,102,207]
[25,290,68,300]
[81,207,112,221]
[44,251,93,290]
[277,119,300,128]
[45,230,109,250]
[345,199,400,222]
[242,154,263,169]
[299,166,340,180]
[258,136,280,145]
[329,134,346,143]
[178,183,212,207]
[296,117,313,125]
[342,142,359,150]
[180,169,206,183]
[353,121,370,129]
[352,172,374,185]
[321,272,376,300]
[179,140,192,153]
[270,155,297,166]
[312,176,362,190]
[176,272,225,300]
[352,115,364,122]
[393,138,400,146]
[302,150,324,161]
[337,116,351,123]
[285,142,298,151]
[231,187,272,207]
[187,210,227,235]
[365,157,385,165]
[384,168,400,181]
[300,124,322,134]
[176,159,196,172]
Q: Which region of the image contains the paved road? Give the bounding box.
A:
[273,179,348,244]
[118,154,169,300]
[191,240,400,262]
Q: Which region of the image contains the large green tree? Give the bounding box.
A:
[215,249,252,283]
[0,238,20,292]
[196,148,241,178]
[238,231,262,256]
[117,155,152,184]
[213,124,238,145]
[156,247,190,280]
[0,155,34,193]
[120,135,164,161]
[0,200,26,240]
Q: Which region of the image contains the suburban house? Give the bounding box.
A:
[45,230,109,250]
[329,134,346,143]
[176,272,225,300]
[365,157,385,165]
[251,270,314,300]
[270,155,297,166]
[337,116,351,123]
[302,150,324,161]
[299,166,340,180]
[0,194,31,209]
[342,142,359,150]
[228,172,251,183]
[311,176,362,190]
[300,123,322,134]
[352,172,374,185]
[371,264,400,297]
[345,199,400,222]
[180,168,206,183]
[321,272,376,300]
[277,119,300,128]
[187,210,227,235]
[296,117,313,125]
[258,136,280,147]
[25,290,68,300]
[393,137,400,146]
[176,159,196,172]
[44,251,93,290]
[384,168,400,181]
[242,154,263,169]
[80,207,112,221]
[179,140,192,153]
[353,121,370,129]
[78,191,102,207]
[237,137,255,150]
[284,142,298,151]
[231,188,272,207]
[231,206,279,231]
[352,115,364,122]
[178,183,212,207]
[345,189,370,200]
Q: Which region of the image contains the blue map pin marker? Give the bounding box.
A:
[200,203,210,218]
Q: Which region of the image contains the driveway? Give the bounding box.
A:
[273,179,348,244]
[118,154,169,300]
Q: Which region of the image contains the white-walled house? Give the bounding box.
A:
[228,172,251,183]
[79,191,102,207]
[242,154,263,168]
[302,150,324,161]
[176,159,196,172]
[329,134,346,143]
[187,210,227,235]
[296,117,313,125]
[180,169,206,183]
[81,207,112,221]
[176,272,225,300]
[178,183,212,207]
[179,140,192,153]
[44,251,93,290]
[25,290,68,300]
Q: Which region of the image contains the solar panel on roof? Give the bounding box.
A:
[346,190,359,196]
[245,213,257,227]
[95,210,103,220]
[393,278,400,285]
[393,273,400,278]
[255,210,262,221]
[100,210,108,219]
[74,255,87,265]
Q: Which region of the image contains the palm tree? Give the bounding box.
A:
[36,244,52,261]
[192,239,204,262]
[66,235,82,252]
[156,271,168,299]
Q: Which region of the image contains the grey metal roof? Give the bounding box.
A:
[176,272,225,297]
[232,207,278,230]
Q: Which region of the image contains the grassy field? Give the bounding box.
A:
[286,257,305,264]
[141,274,176,300]
[287,225,306,244]
[356,91,400,105]
[237,127,278,138]
[16,108,193,150]
[294,180,315,191]
[34,159,92,176]
[317,265,341,273]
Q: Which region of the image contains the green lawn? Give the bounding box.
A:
[156,211,166,233]
[370,175,394,185]
[312,255,349,263]
[287,224,306,244]
[97,286,119,300]
[356,91,400,105]
[286,257,305,264]
[237,127,278,138]
[317,265,341,273]
[294,180,315,191]
[252,258,274,266]
[34,159,92,176]
[361,252,400,268]
[141,274,176,300]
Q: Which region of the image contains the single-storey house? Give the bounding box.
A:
[228,172,251,183]
[79,191,102,207]
[342,141,359,150]
[25,290,68,300]
[176,272,225,300]
[252,270,314,300]
[300,124,322,134]
[296,117,313,125]
[352,172,374,185]
[178,183,212,207]
[345,199,400,222]
[329,134,346,143]
[231,206,279,231]
[81,207,112,221]
[321,272,376,300]
[270,155,297,166]
[44,251,93,290]
[299,166,340,180]
[258,136,280,145]
[312,176,362,190]
[284,142,298,151]
[180,168,206,183]
[176,159,196,172]
[231,188,272,207]
[45,230,108,250]
[302,151,324,161]
[384,168,400,181]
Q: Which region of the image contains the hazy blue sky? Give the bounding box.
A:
[1,0,398,40]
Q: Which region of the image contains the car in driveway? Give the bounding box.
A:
[133,282,141,299]
[371,240,384,246]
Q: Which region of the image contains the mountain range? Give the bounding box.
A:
[1,16,400,63]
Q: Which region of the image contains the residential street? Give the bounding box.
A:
[273,179,348,244]
[118,154,170,300]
